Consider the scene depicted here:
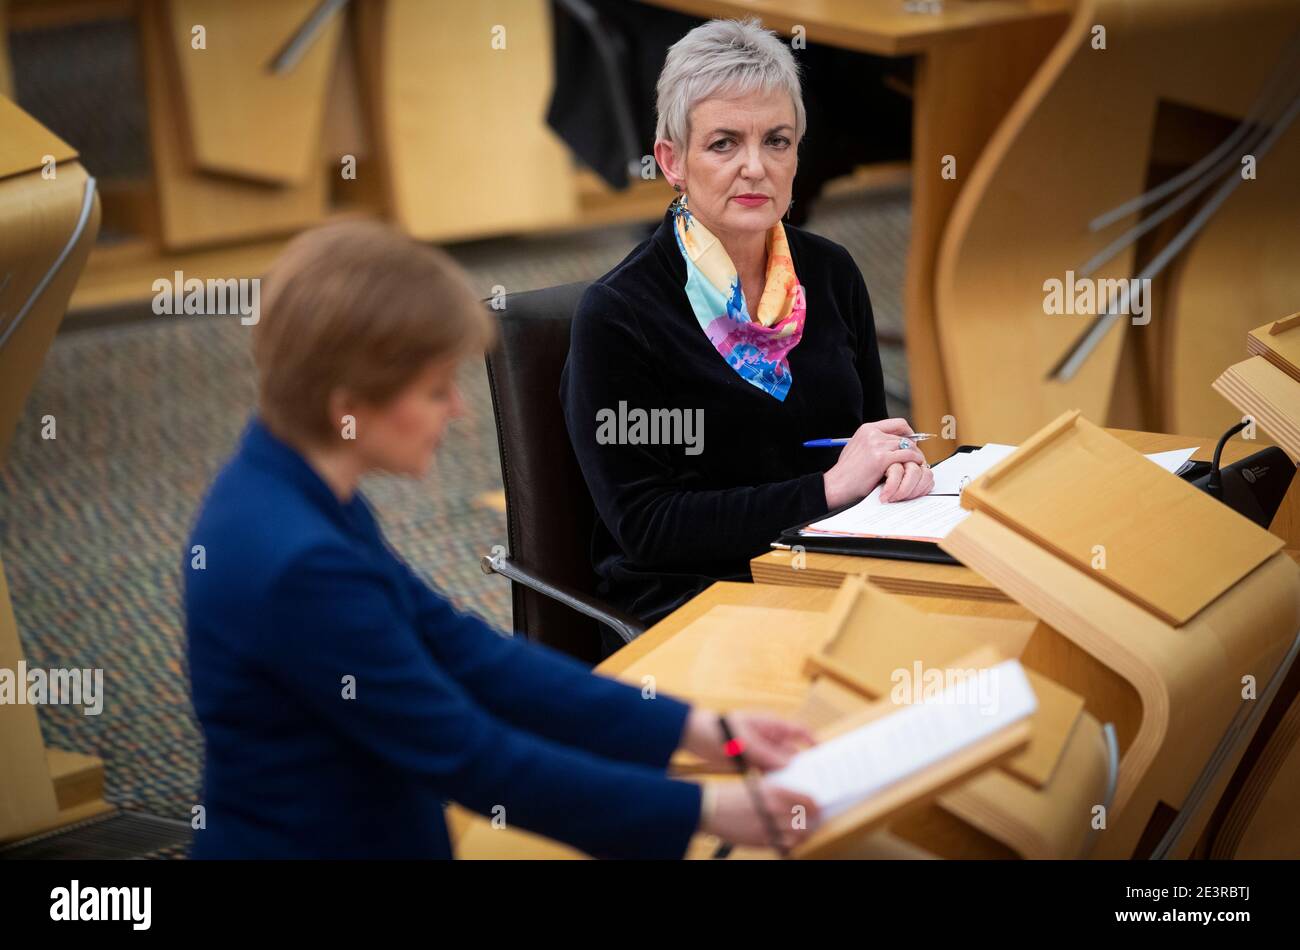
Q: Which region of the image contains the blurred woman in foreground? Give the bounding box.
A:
[183,221,820,859]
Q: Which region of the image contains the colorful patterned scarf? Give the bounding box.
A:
[670,192,807,401]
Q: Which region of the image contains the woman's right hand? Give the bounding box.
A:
[700,780,821,851]
[822,418,928,508]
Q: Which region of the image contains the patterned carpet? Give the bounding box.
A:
[0,186,911,830]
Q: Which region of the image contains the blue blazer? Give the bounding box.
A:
[184,417,701,859]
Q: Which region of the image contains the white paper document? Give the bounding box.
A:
[800,444,1201,542]
[767,659,1037,819]
[1143,447,1198,475]
[804,488,972,541]
[927,443,1019,495]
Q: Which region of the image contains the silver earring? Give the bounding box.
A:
[784,198,794,221]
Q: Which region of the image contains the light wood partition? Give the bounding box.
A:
[0,555,58,840]
[355,0,577,242]
[0,96,87,459]
[138,0,330,249]
[165,0,343,186]
[934,0,1300,444]
[0,97,108,842]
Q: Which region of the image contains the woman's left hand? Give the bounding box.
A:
[685,708,815,771]
[879,460,934,503]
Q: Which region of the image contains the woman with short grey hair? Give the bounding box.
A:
[562,18,931,634]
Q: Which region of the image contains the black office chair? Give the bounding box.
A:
[479,281,645,663]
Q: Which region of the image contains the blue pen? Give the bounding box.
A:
[803,433,936,448]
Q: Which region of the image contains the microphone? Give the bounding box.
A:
[1190,421,1295,528]
[1206,421,1249,500]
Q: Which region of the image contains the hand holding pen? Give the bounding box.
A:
[820,419,933,507]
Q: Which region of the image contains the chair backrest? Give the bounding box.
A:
[484,281,605,661]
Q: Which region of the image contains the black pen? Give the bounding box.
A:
[717,715,789,859]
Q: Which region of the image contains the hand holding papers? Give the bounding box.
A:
[802,443,1018,542]
[767,658,1038,855]
[770,659,1037,818]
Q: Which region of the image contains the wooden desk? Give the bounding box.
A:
[752,427,1297,591]
[639,0,1072,462]
[452,578,1111,860]
[453,424,1297,859]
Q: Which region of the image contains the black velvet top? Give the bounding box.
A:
[560,204,889,627]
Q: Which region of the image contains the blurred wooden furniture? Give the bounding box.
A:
[0,98,111,842]
[452,577,1115,860]
[355,0,578,241]
[167,0,342,186]
[137,0,332,249]
[5,0,677,313]
[935,0,1300,443]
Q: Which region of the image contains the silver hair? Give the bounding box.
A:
[654,17,805,151]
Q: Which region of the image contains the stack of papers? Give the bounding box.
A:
[801,444,1199,543]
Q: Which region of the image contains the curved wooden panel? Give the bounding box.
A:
[944,507,1300,858]
[939,710,1111,858]
[1211,692,1300,858]
[935,0,1300,443]
[0,105,101,840]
